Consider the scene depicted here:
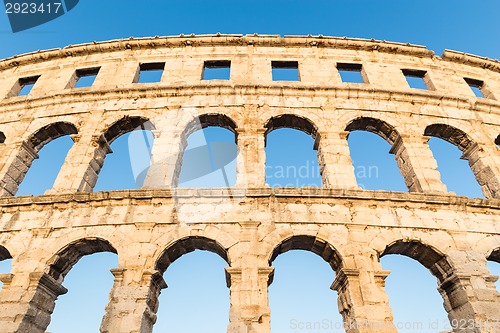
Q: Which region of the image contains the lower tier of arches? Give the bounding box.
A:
[1,190,500,332]
[0,225,499,333]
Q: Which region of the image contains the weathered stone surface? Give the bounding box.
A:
[0,35,499,333]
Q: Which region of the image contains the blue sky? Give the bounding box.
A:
[0,0,500,59]
[1,1,500,333]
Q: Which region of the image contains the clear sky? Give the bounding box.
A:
[1,1,500,333]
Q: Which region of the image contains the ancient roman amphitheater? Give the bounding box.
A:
[0,34,499,333]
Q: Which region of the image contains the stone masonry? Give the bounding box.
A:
[0,34,499,333]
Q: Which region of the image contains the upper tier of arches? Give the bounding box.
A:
[1,36,500,199]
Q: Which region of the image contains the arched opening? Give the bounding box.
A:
[380,240,464,332]
[268,236,344,331]
[0,131,5,144]
[494,134,500,147]
[487,248,500,292]
[0,245,12,292]
[153,236,230,333]
[425,124,484,198]
[346,117,406,191]
[265,115,322,187]
[177,114,238,187]
[46,238,118,333]
[3,122,77,196]
[93,116,155,191]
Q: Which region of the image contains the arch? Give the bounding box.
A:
[268,235,346,333]
[424,123,474,152]
[380,239,479,329]
[264,115,322,187]
[269,235,343,271]
[381,240,452,282]
[488,247,500,263]
[28,122,78,152]
[47,237,117,282]
[103,116,155,145]
[495,134,500,146]
[174,114,239,187]
[40,238,118,333]
[89,116,156,191]
[155,236,229,274]
[0,245,12,261]
[181,113,238,141]
[425,123,490,197]
[345,116,408,191]
[0,121,78,196]
[345,116,401,145]
[264,114,319,143]
[486,247,500,293]
[152,236,231,332]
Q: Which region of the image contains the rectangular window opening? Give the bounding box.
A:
[17,76,40,96]
[137,62,165,83]
[202,60,231,80]
[465,78,487,98]
[74,67,100,88]
[337,63,365,83]
[272,61,299,81]
[402,69,429,90]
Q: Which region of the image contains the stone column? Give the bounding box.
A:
[230,54,250,83]
[390,134,448,193]
[100,269,167,333]
[246,51,273,83]
[47,133,111,194]
[226,222,273,333]
[439,250,500,333]
[331,267,397,333]
[236,128,267,188]
[143,129,184,189]
[317,131,359,189]
[0,141,39,196]
[0,272,67,333]
[460,142,500,199]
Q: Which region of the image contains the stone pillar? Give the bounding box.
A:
[0,77,19,100]
[91,62,130,89]
[225,266,274,333]
[390,134,448,193]
[0,141,39,196]
[247,52,273,83]
[460,142,500,199]
[226,222,272,333]
[440,250,500,333]
[30,67,75,96]
[331,267,397,333]
[100,269,167,333]
[105,60,141,88]
[318,131,359,189]
[47,133,111,194]
[236,128,267,188]
[230,54,250,83]
[143,129,184,189]
[0,272,67,333]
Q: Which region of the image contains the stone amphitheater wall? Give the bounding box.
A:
[0,35,499,333]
